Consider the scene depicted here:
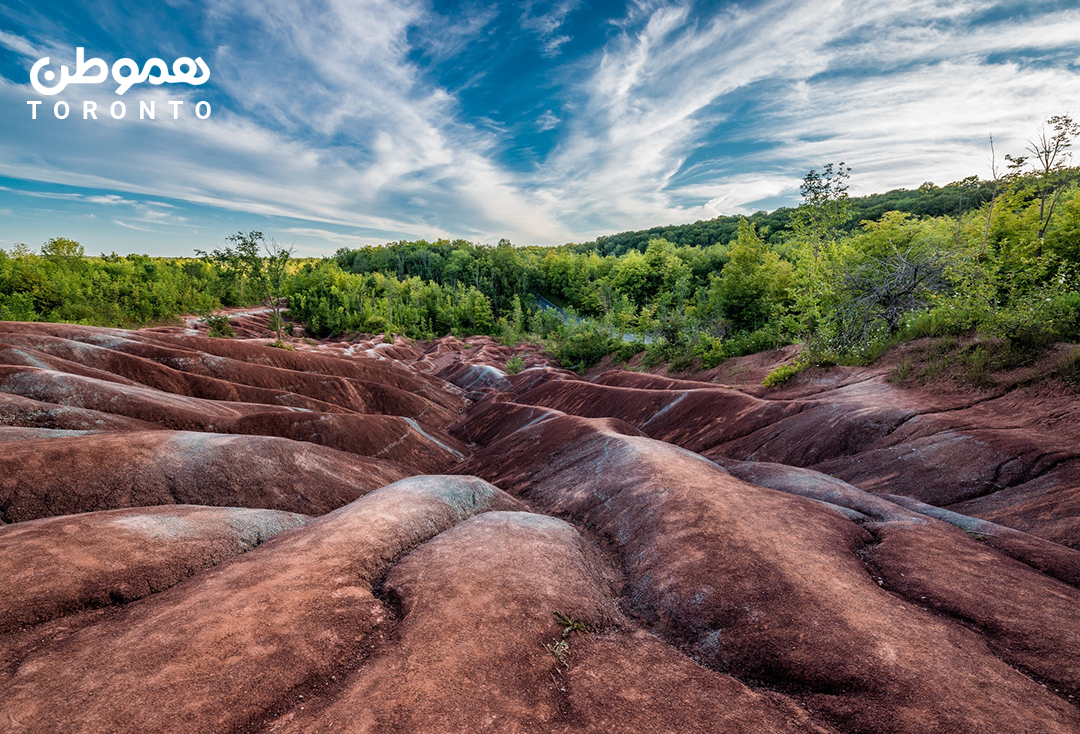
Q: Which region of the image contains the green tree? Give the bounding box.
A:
[713,219,792,332]
[817,212,955,356]
[40,237,85,261]
[791,162,853,256]
[1024,114,1080,243]
[198,231,294,344]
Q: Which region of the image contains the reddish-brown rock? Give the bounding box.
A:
[0,430,410,522]
[0,476,521,734]
[457,406,1080,733]
[0,505,309,634]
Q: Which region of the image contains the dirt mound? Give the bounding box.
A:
[0,323,468,475]
[0,392,163,432]
[515,378,808,452]
[271,510,825,734]
[0,476,522,733]
[0,365,464,471]
[948,460,1080,547]
[0,328,460,422]
[512,367,1080,545]
[0,430,410,522]
[0,322,463,412]
[592,343,802,387]
[0,505,308,635]
[4,323,1078,732]
[456,407,1080,733]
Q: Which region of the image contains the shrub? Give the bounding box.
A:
[1054,347,1080,384]
[986,288,1080,351]
[762,363,800,388]
[505,355,525,374]
[550,324,617,373]
[363,315,389,333]
[610,339,645,364]
[201,313,235,338]
[694,335,726,369]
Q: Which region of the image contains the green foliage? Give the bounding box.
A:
[807,212,957,360]
[202,313,236,338]
[549,321,621,373]
[8,117,1078,379]
[984,284,1080,349]
[694,335,726,369]
[553,612,586,638]
[293,150,1080,373]
[504,355,525,374]
[791,162,853,250]
[711,219,792,332]
[41,237,86,261]
[0,240,247,328]
[198,231,293,342]
[575,178,996,257]
[762,363,800,388]
[286,259,501,340]
[610,339,645,364]
[545,611,587,672]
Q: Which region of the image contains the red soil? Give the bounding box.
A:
[1,323,1077,732]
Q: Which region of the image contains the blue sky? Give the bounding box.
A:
[1,0,1079,256]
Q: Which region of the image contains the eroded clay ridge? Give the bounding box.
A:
[1,322,1078,733]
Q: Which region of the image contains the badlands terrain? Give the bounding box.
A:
[0,317,1078,733]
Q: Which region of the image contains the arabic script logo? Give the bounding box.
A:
[30,47,210,96]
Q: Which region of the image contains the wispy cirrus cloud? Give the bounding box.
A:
[0,0,1077,255]
[520,0,580,58]
[533,0,1080,227]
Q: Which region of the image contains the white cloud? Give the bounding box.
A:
[1,0,1078,249]
[0,30,40,58]
[521,0,579,58]
[112,219,159,232]
[525,0,1080,232]
[536,109,560,132]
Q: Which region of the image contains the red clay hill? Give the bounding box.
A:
[1,316,1078,734]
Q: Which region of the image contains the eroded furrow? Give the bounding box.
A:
[454,405,1080,734]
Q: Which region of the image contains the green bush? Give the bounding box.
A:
[694,335,726,369]
[762,363,800,388]
[202,314,236,338]
[610,339,645,364]
[505,355,525,374]
[986,288,1080,350]
[550,324,617,373]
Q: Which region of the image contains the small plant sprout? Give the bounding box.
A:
[544,612,586,672]
[554,611,585,638]
[544,639,571,670]
[762,362,800,388]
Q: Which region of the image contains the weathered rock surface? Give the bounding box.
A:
[2,323,1078,732]
[456,407,1080,733]
[0,430,410,522]
[0,505,309,635]
[0,476,521,733]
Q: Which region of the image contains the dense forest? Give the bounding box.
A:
[3,116,1079,378]
[579,176,998,256]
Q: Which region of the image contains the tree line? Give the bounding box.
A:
[3,115,1078,376]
